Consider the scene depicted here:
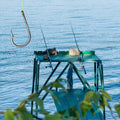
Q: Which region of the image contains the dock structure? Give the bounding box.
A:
[31,50,105,120]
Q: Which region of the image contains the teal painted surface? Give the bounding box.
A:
[53,89,104,120]
[34,51,101,62]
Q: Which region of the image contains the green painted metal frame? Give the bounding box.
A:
[31,51,105,119]
[94,61,105,119]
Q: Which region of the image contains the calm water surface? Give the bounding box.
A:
[0,0,120,119]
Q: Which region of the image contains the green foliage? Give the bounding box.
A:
[4,109,14,120]
[41,78,67,92]
[41,78,67,104]
[84,91,94,102]
[53,106,81,120]
[3,78,67,120]
[92,92,100,103]
[99,90,112,100]
[80,102,93,118]
[2,78,120,120]
[80,90,112,118]
[33,97,44,109]
[45,112,62,120]
[14,103,33,120]
[42,88,60,104]
[68,106,80,120]
[35,109,50,116]
[115,104,120,118]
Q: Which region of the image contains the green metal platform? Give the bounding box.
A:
[31,50,105,120]
[34,51,101,62]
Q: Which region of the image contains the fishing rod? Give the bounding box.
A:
[40,26,53,71]
[70,25,87,74]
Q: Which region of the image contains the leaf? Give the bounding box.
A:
[49,81,67,92]
[99,90,112,100]
[4,109,14,120]
[16,116,22,120]
[115,104,120,118]
[45,113,62,120]
[49,90,60,104]
[44,89,60,104]
[19,111,33,120]
[58,110,66,115]
[80,106,87,118]
[82,101,91,106]
[35,109,50,115]
[99,101,104,110]
[90,108,95,116]
[92,92,100,103]
[79,103,92,118]
[15,103,26,112]
[102,96,109,107]
[99,95,107,110]
[69,106,80,119]
[28,93,37,100]
[41,78,67,92]
[33,97,44,109]
[84,91,94,102]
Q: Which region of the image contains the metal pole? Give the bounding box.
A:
[35,60,40,117]
[99,62,102,89]
[101,63,104,90]
[38,62,61,96]
[42,63,69,100]
[101,62,105,119]
[98,61,105,119]
[31,58,37,114]
[97,62,99,91]
[94,62,97,92]
[71,63,92,90]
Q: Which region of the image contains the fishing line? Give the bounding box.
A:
[21,0,23,11]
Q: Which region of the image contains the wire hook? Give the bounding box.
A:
[11,10,31,48]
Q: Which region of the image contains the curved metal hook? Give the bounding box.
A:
[11,10,31,48]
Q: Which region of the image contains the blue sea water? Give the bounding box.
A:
[0,0,120,119]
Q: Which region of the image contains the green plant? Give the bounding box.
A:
[2,79,120,120]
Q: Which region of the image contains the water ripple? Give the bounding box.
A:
[0,0,120,119]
